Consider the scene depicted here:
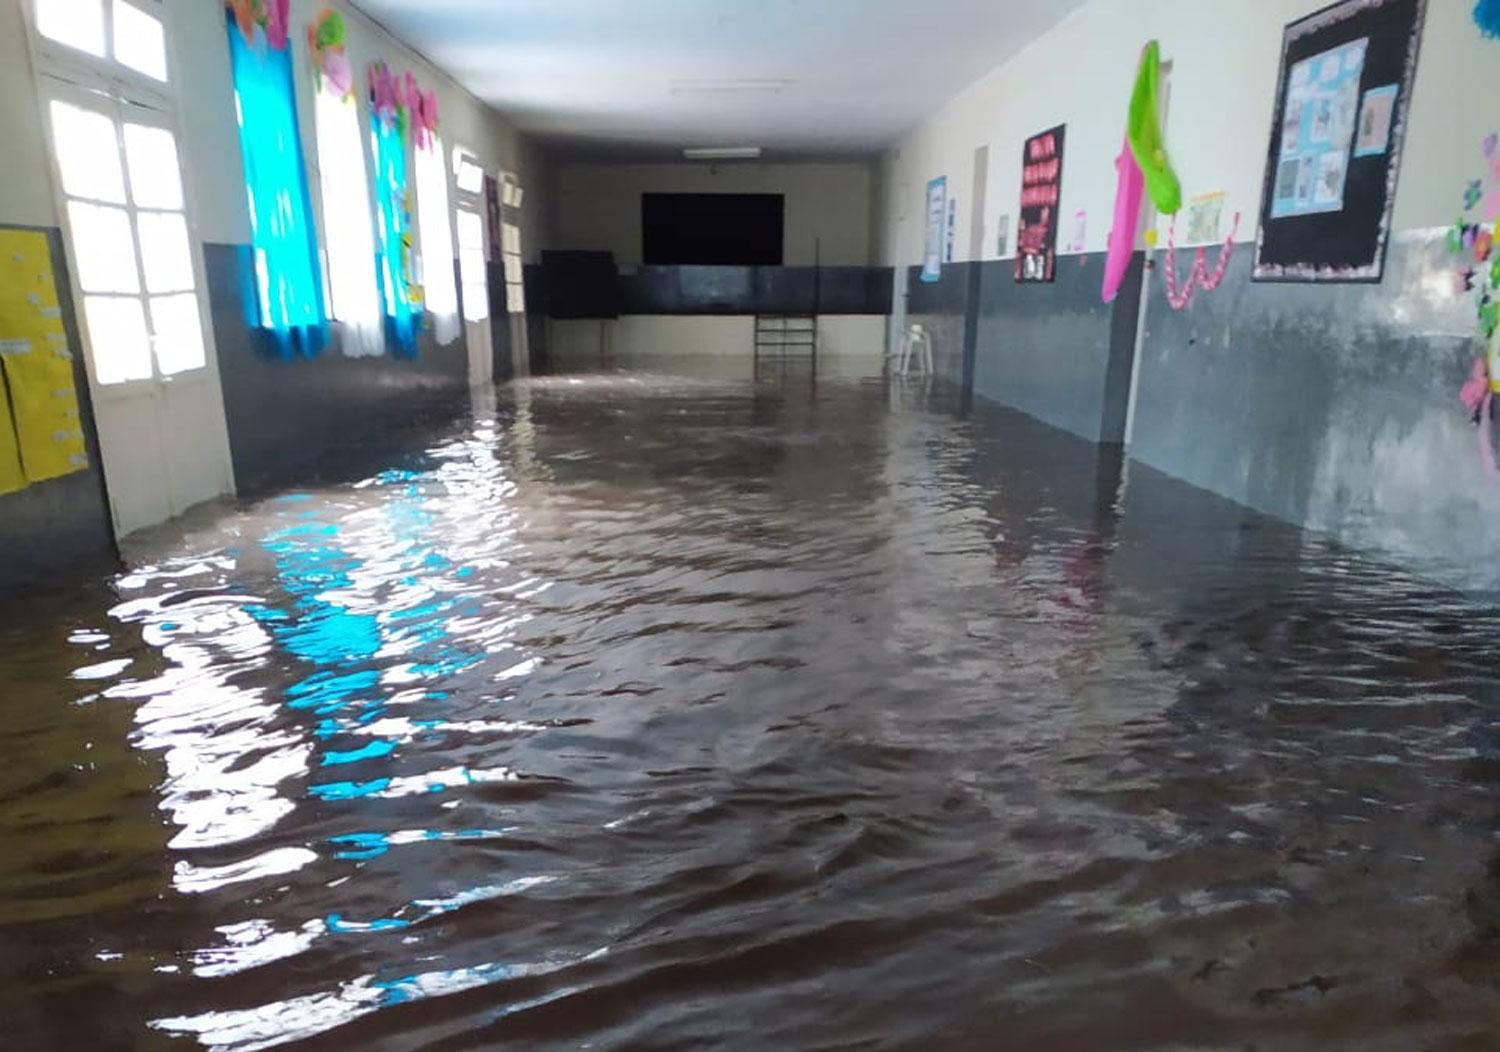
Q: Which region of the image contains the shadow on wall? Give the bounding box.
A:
[907,253,1144,446]
[205,244,471,496]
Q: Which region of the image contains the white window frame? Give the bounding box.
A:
[23,0,218,392]
[451,145,490,324]
[499,171,526,316]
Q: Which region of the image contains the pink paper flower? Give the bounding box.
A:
[324,50,353,97]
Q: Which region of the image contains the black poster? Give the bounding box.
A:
[1253,0,1427,282]
[1016,124,1065,283]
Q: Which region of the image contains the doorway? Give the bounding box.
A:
[453,148,493,389]
[29,3,234,538]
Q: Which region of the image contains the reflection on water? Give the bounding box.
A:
[3,369,1500,1050]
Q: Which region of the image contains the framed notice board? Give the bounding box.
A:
[1252,0,1427,283]
[1016,124,1065,284]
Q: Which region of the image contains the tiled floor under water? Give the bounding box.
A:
[4,370,1500,1050]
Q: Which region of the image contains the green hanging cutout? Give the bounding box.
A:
[1127,40,1182,216]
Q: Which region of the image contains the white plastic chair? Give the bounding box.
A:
[894,323,934,376]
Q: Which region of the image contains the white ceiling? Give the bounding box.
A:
[353,0,1086,159]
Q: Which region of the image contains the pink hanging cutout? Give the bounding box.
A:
[1102,137,1145,303]
[1161,211,1241,311]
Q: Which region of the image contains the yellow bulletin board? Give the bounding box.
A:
[0,229,88,489]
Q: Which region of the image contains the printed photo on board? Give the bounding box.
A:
[1253,0,1427,282]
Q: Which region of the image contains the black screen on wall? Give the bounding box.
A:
[642,193,785,265]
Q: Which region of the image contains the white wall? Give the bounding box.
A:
[0,0,62,227]
[877,0,1491,266]
[0,0,551,260]
[554,161,875,266]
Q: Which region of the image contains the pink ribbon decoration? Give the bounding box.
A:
[1161,211,1241,311]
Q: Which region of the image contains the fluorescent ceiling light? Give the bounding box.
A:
[683,147,762,161]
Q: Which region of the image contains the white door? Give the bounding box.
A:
[40,80,234,538]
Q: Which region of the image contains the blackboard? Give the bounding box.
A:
[1252,0,1427,283]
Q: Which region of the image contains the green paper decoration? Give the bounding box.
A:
[1127,41,1182,216]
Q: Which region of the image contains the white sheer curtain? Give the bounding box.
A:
[414,134,460,346]
[313,87,383,358]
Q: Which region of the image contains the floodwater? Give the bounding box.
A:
[4,368,1500,1051]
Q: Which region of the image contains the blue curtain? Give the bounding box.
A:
[371,112,420,356]
[226,12,326,356]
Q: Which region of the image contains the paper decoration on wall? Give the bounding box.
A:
[995,214,1010,258]
[1253,0,1427,282]
[1127,41,1180,216]
[1353,84,1399,157]
[226,4,326,350]
[1162,210,1241,311]
[1103,40,1175,303]
[370,61,421,354]
[1103,134,1144,303]
[308,8,353,98]
[922,177,946,283]
[1016,125,1065,283]
[1068,210,1087,253]
[1184,192,1226,245]
[229,0,290,50]
[0,230,87,489]
[0,378,21,496]
[1475,0,1500,38]
[409,74,440,152]
[1450,134,1500,481]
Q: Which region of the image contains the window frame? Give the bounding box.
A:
[23,0,218,392]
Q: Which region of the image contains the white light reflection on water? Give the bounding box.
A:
[154,946,609,1052]
[94,410,562,1049]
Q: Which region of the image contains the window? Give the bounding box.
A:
[313,78,381,357]
[369,62,417,355]
[112,0,166,81]
[453,150,484,196]
[34,0,168,82]
[499,172,526,315]
[36,0,106,59]
[456,210,488,323]
[49,96,206,383]
[226,8,324,342]
[451,147,489,325]
[414,135,459,345]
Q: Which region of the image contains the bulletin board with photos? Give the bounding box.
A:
[1252,0,1426,283]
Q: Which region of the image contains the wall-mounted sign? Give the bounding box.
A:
[922,176,946,283]
[1253,0,1427,282]
[1016,124,1065,283]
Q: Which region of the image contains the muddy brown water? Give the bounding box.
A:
[3,371,1500,1051]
